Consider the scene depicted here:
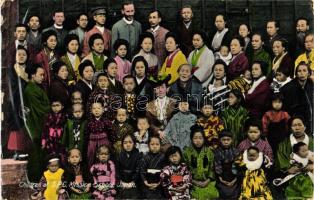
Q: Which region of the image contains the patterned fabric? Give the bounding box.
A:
[238,138,274,162]
[160,163,192,200]
[86,88,113,120]
[90,161,116,200]
[196,116,224,148]
[134,131,150,155]
[133,49,159,76]
[111,120,134,154]
[123,93,137,120]
[62,118,87,153]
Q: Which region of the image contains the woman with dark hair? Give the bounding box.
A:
[188,30,215,88]
[74,60,95,103]
[133,32,159,76]
[272,38,294,78]
[210,14,233,52]
[159,32,188,85]
[238,23,251,50]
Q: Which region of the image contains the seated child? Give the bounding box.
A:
[134,116,151,155]
[214,45,232,65]
[90,145,116,200]
[160,146,192,199]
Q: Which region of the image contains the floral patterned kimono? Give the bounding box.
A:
[111,120,134,154]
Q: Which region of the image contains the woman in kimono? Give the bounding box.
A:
[183,125,219,200]
[187,30,215,88]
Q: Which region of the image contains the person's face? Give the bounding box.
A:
[251,35,263,50]
[244,69,252,80]
[48,160,59,173]
[304,35,314,51]
[123,136,134,152]
[298,145,309,158]
[67,39,79,54]
[291,118,306,137]
[220,46,229,57]
[149,138,161,153]
[192,132,204,148]
[77,15,88,29]
[137,118,150,131]
[202,105,214,117]
[247,126,261,142]
[179,102,189,113]
[141,38,153,53]
[296,19,308,33]
[275,71,287,82]
[57,65,68,80]
[192,34,204,49]
[106,63,118,78]
[91,102,104,117]
[97,76,109,90]
[228,93,238,106]
[92,39,104,54]
[266,21,277,37]
[179,65,191,82]
[135,61,146,78]
[72,92,83,104]
[72,104,84,119]
[97,147,110,163]
[28,16,40,31]
[296,65,309,81]
[51,101,63,114]
[169,152,181,165]
[154,84,167,98]
[116,45,128,58]
[165,37,177,52]
[32,67,45,84]
[239,24,250,38]
[272,40,285,56]
[247,149,259,161]
[82,66,94,81]
[230,39,242,55]
[116,109,127,123]
[15,27,27,41]
[148,11,161,27]
[251,63,263,79]
[46,35,57,50]
[122,4,135,21]
[213,64,225,80]
[16,49,27,64]
[94,14,106,26]
[123,78,136,93]
[68,149,81,166]
[53,12,65,26]
[272,99,282,111]
[181,7,193,23]
[215,15,226,31]
[220,136,232,148]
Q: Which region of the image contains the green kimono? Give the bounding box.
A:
[24,81,50,181]
[61,119,87,153]
[221,105,249,147]
[183,146,219,200]
[249,49,272,76]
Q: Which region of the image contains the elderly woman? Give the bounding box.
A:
[275,116,314,199]
[168,64,203,113]
[272,38,294,78]
[188,31,215,88]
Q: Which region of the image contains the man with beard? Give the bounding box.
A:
[147,10,169,64]
[295,33,314,74]
[293,18,310,58]
[69,13,88,48]
[26,15,42,53]
[83,8,111,57]
[111,1,142,57]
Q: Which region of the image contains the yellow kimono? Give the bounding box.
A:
[295,49,314,72]
[159,49,187,85]
[43,168,64,200]
[61,54,81,85]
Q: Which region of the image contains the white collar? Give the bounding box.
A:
[243,150,263,171]
[136,76,144,84]
[109,77,116,85]
[151,25,160,33]
[275,77,292,87]
[184,21,191,29]
[247,76,266,94]
[96,25,105,33]
[291,153,309,167]
[15,40,27,49]
[82,79,92,89]
[290,134,309,147]
[123,17,133,25]
[54,24,63,29]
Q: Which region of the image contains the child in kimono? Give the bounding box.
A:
[221,89,249,146]
[90,145,116,200]
[139,136,166,199]
[115,134,142,199]
[134,116,151,155]
[86,101,112,168]
[41,99,67,156]
[196,100,224,149]
[112,108,134,154]
[214,45,232,65]
[165,100,197,150]
[183,125,219,200]
[160,146,192,200]
[34,154,66,200]
[64,148,92,199]
[214,131,240,199]
[262,93,290,153]
[62,103,86,154]
[235,146,273,200]
[122,75,138,123]
[113,39,132,82]
[104,58,124,95]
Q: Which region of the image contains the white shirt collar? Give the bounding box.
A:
[109,77,116,85]
[184,21,191,29]
[96,25,105,34]
[151,25,160,33]
[136,76,144,84]
[54,24,63,29]
[15,40,27,49]
[82,79,92,90]
[123,17,133,25]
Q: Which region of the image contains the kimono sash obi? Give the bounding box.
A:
[72,175,88,191]
[122,170,134,182]
[170,175,183,186]
[147,169,161,183]
[89,133,108,140]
